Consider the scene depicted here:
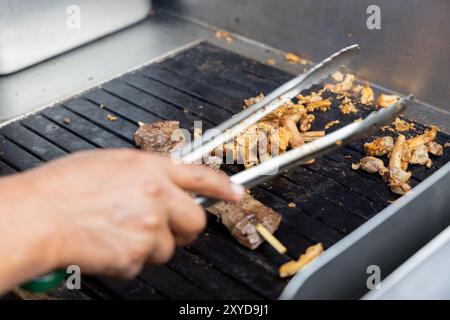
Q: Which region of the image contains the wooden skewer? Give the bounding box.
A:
[255,223,287,255]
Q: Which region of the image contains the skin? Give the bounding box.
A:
[0,149,244,295]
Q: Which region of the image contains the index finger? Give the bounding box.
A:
[163,162,244,202]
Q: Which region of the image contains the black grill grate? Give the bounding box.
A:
[0,42,448,299]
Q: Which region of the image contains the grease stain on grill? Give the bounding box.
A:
[0,42,448,300]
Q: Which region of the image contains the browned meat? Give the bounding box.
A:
[208,193,281,249]
[426,141,443,156]
[359,156,388,178]
[134,120,282,249]
[134,121,185,155]
[364,136,394,156]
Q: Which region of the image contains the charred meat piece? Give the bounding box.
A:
[364,136,394,156]
[208,193,282,250]
[134,120,282,249]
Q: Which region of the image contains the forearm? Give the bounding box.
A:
[0,175,60,295]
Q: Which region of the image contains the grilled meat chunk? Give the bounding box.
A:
[134,120,282,249]
[388,135,412,195]
[208,193,282,249]
[426,141,443,156]
[134,121,185,155]
[359,156,389,179]
[410,144,432,168]
[364,136,394,156]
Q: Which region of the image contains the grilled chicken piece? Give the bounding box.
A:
[410,144,432,168]
[134,120,282,249]
[364,136,394,156]
[360,83,374,105]
[359,156,389,179]
[377,94,399,108]
[388,135,412,194]
[235,124,259,169]
[407,126,438,150]
[280,117,304,148]
[401,126,438,167]
[426,141,443,156]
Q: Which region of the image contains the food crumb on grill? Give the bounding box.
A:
[107,114,117,121]
[444,142,450,148]
[63,117,71,125]
[266,58,276,65]
[340,97,358,114]
[99,104,105,109]
[287,202,296,208]
[279,243,324,278]
[137,121,145,127]
[325,120,340,130]
[351,163,360,170]
[215,30,235,43]
[285,52,308,65]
